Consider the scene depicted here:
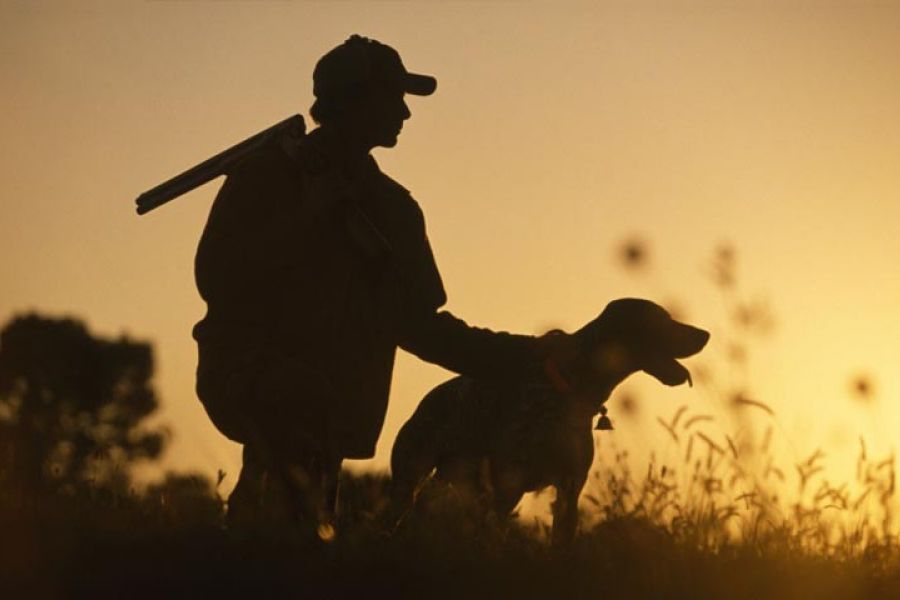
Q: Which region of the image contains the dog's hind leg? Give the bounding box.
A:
[490,464,526,518]
[551,477,584,546]
[493,486,524,521]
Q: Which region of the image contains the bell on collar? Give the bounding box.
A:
[596,406,614,431]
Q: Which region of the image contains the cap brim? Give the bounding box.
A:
[405,72,437,96]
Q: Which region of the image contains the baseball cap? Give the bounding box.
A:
[313,35,437,99]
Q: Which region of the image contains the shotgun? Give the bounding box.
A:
[135,114,306,215]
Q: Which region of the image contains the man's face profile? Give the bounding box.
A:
[357,85,411,150]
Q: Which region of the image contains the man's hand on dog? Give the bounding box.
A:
[535,329,580,393]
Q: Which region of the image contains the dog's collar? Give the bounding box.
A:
[542,357,573,394]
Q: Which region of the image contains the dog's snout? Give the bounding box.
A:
[669,323,710,358]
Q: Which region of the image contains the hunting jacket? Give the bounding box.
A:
[193,126,541,458]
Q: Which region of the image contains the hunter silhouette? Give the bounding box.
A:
[193,35,583,531]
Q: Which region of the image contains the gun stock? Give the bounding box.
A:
[135,114,306,215]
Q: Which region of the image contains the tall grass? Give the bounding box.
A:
[3,449,899,599]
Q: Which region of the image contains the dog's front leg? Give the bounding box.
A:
[551,479,582,546]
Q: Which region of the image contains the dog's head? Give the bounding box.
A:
[573,298,710,390]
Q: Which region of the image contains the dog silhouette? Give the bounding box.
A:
[390,299,709,544]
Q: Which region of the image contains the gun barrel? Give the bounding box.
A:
[135,114,305,215]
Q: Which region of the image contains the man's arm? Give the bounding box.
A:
[398,309,547,382]
[391,204,563,382]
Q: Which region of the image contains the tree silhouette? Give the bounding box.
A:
[0,314,165,494]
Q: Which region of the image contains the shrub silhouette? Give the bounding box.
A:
[0,313,165,494]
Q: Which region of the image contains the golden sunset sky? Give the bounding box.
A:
[2,1,898,492]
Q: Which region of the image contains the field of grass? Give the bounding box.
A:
[3,436,900,600]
